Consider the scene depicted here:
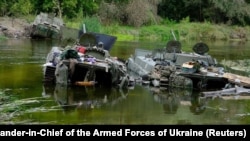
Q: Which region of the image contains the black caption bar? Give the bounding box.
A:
[0,125,249,139]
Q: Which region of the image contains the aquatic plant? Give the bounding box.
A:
[0,89,60,124]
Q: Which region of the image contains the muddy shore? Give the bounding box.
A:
[0,17,32,38]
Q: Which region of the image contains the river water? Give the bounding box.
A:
[0,38,250,125]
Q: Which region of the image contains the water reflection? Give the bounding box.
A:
[43,80,250,121]
[2,39,250,124]
[42,84,129,112]
[149,86,206,115]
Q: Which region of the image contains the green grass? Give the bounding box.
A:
[23,14,250,42]
[0,35,8,40]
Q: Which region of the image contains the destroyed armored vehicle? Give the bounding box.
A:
[127,41,229,90]
[43,32,129,89]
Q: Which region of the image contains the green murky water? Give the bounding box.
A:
[0,38,250,124]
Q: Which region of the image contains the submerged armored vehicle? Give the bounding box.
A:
[127,41,229,90]
[43,32,129,89]
[30,12,64,39]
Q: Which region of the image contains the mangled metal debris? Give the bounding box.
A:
[127,40,250,94]
[43,32,130,89]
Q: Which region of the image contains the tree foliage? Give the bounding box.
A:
[157,0,186,22]
[210,0,250,25]
[125,0,150,27]
[98,1,122,25]
[10,0,33,16]
[0,0,250,26]
[99,0,161,27]
[158,0,250,25]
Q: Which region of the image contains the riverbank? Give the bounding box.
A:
[0,17,31,39]
[1,16,250,42]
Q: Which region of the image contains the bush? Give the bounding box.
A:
[79,16,101,33]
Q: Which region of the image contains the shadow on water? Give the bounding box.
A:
[40,80,208,124]
[1,82,248,124]
[40,81,250,124]
[42,84,129,113]
[148,86,206,115]
[43,80,207,116]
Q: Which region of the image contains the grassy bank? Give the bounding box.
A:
[11,15,250,42]
[63,17,250,42]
